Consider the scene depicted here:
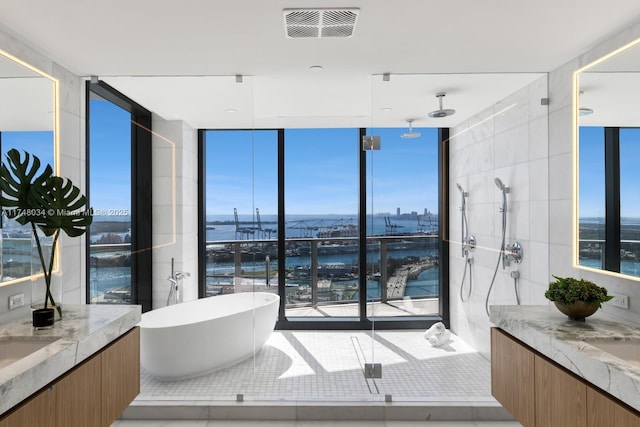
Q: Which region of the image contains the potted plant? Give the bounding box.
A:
[544,275,613,320]
[0,149,92,328]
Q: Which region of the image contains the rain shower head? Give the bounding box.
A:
[401,119,421,138]
[495,178,509,193]
[428,92,456,118]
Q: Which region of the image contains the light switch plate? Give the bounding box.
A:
[9,293,25,310]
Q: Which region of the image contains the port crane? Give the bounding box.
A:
[384,216,403,235]
[234,208,255,240]
[256,208,276,239]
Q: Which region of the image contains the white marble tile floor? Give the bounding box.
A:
[136,330,490,402]
[121,330,514,423]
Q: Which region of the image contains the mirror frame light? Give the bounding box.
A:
[0,48,60,287]
[572,36,640,281]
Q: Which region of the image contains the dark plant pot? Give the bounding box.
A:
[554,301,600,321]
[32,308,55,329]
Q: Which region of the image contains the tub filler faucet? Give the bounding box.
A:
[167,258,191,306]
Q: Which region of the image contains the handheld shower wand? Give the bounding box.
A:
[495,178,509,269]
[456,183,468,257]
[457,183,475,302]
[485,178,522,316]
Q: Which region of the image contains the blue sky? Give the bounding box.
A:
[89,99,131,213]
[205,127,439,217]
[620,128,640,218]
[579,126,640,218]
[2,131,54,172]
[3,104,132,221]
[579,127,605,218]
[15,102,637,222]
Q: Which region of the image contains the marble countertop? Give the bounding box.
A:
[490,305,640,412]
[0,304,141,416]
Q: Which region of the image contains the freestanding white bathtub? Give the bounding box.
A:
[139,292,279,380]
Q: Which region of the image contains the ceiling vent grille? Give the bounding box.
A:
[283,8,360,38]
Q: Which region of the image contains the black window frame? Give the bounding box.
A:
[85,80,153,312]
[198,127,449,329]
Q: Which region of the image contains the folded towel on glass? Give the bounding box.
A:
[423,322,446,339]
[428,330,451,347]
[423,322,451,347]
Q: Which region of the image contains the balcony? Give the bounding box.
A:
[86,233,439,317]
[205,234,440,318]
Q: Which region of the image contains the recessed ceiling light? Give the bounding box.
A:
[225,108,237,113]
[381,107,392,112]
[309,65,324,71]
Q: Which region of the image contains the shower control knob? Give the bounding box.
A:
[504,241,523,264]
[464,235,477,253]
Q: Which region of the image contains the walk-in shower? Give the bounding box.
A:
[456,183,475,302]
[485,178,522,316]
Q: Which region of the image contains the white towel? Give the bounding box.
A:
[428,330,451,347]
[423,322,446,339]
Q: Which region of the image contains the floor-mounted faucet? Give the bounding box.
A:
[167,258,191,306]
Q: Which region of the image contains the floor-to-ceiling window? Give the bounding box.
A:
[86,81,152,311]
[200,129,278,297]
[283,128,360,319]
[364,127,441,318]
[199,127,447,328]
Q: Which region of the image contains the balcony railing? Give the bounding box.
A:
[205,234,439,309]
[578,238,640,276]
[85,234,440,311]
[88,242,132,304]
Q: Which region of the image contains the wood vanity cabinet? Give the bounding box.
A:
[534,353,586,427]
[491,327,535,426]
[0,327,139,427]
[101,325,140,424]
[587,386,640,427]
[492,327,640,427]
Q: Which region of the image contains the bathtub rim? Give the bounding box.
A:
[139,292,279,329]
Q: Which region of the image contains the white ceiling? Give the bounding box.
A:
[2,0,640,128]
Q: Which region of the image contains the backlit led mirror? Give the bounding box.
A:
[574,37,640,279]
[0,50,57,285]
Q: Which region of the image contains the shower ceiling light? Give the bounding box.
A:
[428,92,456,118]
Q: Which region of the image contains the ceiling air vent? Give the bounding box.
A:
[283,8,360,38]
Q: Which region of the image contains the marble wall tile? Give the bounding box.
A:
[548,152,572,201]
[528,75,550,121]
[151,117,199,309]
[529,115,549,161]
[548,243,573,278]
[529,158,548,202]
[494,123,529,169]
[548,199,573,246]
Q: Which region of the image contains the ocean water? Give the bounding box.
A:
[580,258,640,277]
[206,214,438,240]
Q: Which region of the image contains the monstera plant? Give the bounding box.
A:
[0,149,92,327]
